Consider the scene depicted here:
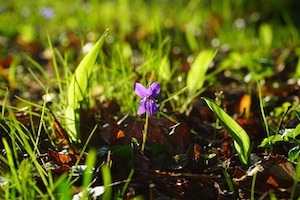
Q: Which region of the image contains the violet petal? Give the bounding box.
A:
[134,83,148,98]
[148,82,160,97]
[146,99,155,116]
[137,99,147,115]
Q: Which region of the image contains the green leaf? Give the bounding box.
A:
[65,29,108,140]
[65,105,78,141]
[186,50,216,95]
[288,146,300,163]
[68,29,108,108]
[158,55,171,81]
[294,105,300,120]
[259,23,273,50]
[258,134,283,148]
[111,145,133,160]
[281,124,300,140]
[202,97,251,165]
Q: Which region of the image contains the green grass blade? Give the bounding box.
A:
[222,168,234,193]
[83,149,96,188]
[186,49,216,95]
[255,77,271,152]
[65,29,108,140]
[81,149,97,198]
[121,168,135,198]
[290,158,300,200]
[54,174,72,200]
[251,171,258,200]
[202,97,251,165]
[2,138,22,193]
[101,163,112,199]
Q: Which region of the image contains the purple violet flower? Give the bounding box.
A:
[134,82,160,116]
[40,7,55,20]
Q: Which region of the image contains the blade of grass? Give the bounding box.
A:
[82,149,96,189]
[2,138,22,194]
[121,168,135,198]
[80,149,97,199]
[101,163,112,199]
[290,159,300,200]
[33,91,48,154]
[54,174,72,200]
[67,124,98,183]
[27,64,47,92]
[23,53,51,85]
[251,171,257,200]
[222,168,234,194]
[1,88,9,116]
[6,109,55,199]
[255,76,271,154]
[47,34,63,96]
[202,97,251,165]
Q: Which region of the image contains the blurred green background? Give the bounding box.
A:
[1,0,299,54]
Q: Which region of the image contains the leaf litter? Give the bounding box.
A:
[1,77,300,199]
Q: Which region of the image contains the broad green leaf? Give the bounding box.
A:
[64,105,78,141]
[65,29,108,140]
[68,29,108,108]
[202,97,250,165]
[186,50,216,95]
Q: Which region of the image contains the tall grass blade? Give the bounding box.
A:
[290,159,300,200]
[251,171,257,200]
[255,77,271,153]
[101,163,112,199]
[82,149,96,188]
[2,138,22,193]
[202,97,250,165]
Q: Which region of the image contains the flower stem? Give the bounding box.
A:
[141,111,149,152]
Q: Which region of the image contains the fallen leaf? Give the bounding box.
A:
[48,149,79,166]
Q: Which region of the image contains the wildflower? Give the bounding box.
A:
[134,82,160,116]
[40,7,54,19]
